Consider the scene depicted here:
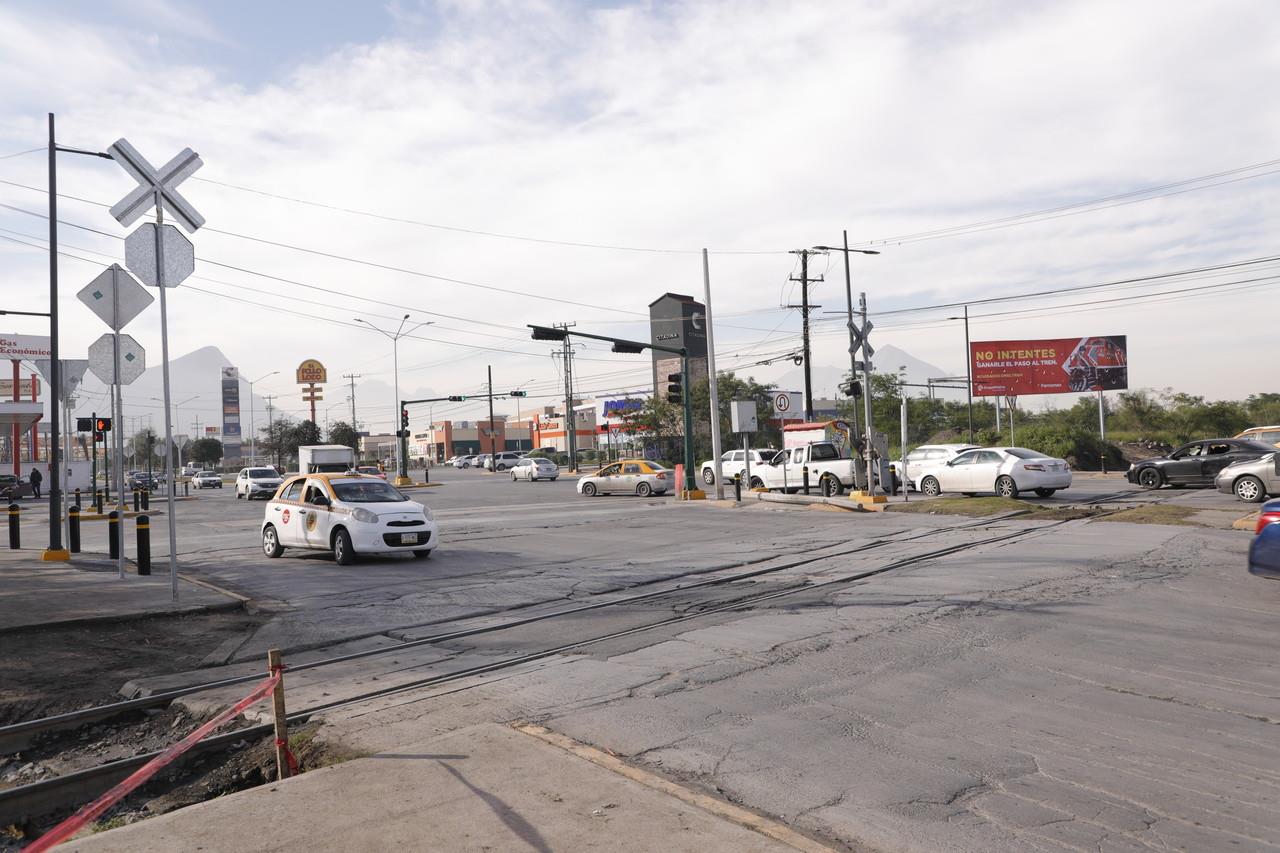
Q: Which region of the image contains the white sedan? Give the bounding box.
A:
[512,457,559,481]
[892,443,980,492]
[918,447,1071,499]
[261,474,438,565]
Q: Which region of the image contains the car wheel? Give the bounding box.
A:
[1137,467,1162,490]
[637,482,653,497]
[332,528,356,565]
[702,468,715,485]
[582,482,598,497]
[413,549,432,559]
[512,473,518,481]
[1234,475,1266,503]
[262,525,284,558]
[996,475,1019,499]
[921,476,941,497]
[820,474,841,497]
[1034,488,1056,498]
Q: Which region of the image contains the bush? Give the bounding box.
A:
[1008,425,1124,471]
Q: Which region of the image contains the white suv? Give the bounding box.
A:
[486,451,526,471]
[235,467,285,500]
[699,449,777,486]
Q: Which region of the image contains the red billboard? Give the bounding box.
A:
[971,336,1128,396]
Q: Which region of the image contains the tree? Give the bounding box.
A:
[327,420,359,451]
[688,372,781,460]
[258,417,295,468]
[188,437,224,467]
[287,420,323,463]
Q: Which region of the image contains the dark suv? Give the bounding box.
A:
[1126,439,1276,490]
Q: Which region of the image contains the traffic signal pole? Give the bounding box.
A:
[682,355,695,484]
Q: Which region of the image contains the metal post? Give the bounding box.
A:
[702,249,724,499]
[900,390,910,503]
[111,266,126,580]
[394,336,407,483]
[562,331,577,472]
[268,649,290,781]
[90,410,97,501]
[1098,390,1107,474]
[487,365,496,463]
[742,433,751,488]
[681,353,695,491]
[153,191,179,601]
[1008,397,1016,446]
[248,379,256,465]
[799,251,814,420]
[859,292,876,495]
[45,113,65,557]
[963,306,973,443]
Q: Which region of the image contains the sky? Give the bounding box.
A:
[1,0,1277,437]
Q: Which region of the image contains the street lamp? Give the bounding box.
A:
[813,234,880,495]
[945,308,974,442]
[355,315,432,485]
[247,371,279,466]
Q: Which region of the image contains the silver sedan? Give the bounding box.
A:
[1216,452,1280,502]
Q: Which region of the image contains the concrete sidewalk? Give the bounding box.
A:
[0,549,242,633]
[65,723,818,853]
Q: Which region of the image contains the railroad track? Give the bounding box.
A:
[0,492,1166,829]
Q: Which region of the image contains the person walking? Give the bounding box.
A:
[29,466,43,499]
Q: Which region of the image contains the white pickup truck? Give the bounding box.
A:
[749,441,859,496]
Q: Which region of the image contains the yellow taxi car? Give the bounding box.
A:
[576,459,670,497]
[261,473,437,565]
[1235,426,1280,449]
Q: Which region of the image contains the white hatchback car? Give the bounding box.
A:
[919,447,1071,499]
[511,457,559,481]
[261,474,437,565]
[235,467,285,500]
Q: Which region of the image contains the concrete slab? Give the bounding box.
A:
[0,549,240,633]
[65,723,811,853]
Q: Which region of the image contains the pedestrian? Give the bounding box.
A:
[29,466,42,499]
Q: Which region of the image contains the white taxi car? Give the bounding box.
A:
[261,473,437,565]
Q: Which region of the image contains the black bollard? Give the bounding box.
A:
[108,511,121,559]
[94,490,103,515]
[733,473,742,501]
[68,505,81,553]
[141,490,149,511]
[7,503,18,549]
[183,480,189,497]
[74,488,82,509]
[802,466,810,496]
[136,515,150,576]
[132,489,140,512]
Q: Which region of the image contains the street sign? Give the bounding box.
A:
[77,264,153,330]
[772,390,801,419]
[124,224,195,288]
[730,400,757,433]
[107,139,205,232]
[0,334,51,360]
[87,334,146,385]
[854,360,874,374]
[35,359,89,402]
[849,319,875,358]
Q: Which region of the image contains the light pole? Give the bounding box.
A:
[151,394,198,470]
[813,234,880,494]
[247,371,278,466]
[355,315,432,486]
[946,308,974,443]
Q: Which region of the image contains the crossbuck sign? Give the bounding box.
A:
[107,138,205,232]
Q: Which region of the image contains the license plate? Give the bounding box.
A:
[400,533,418,544]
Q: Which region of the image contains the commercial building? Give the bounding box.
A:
[649,293,708,393]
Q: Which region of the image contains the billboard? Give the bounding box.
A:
[296,359,327,384]
[0,334,52,360]
[971,336,1128,396]
[221,366,242,463]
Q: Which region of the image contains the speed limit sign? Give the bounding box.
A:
[772,391,801,419]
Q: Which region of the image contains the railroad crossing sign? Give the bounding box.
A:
[107,139,205,232]
[87,333,145,385]
[77,264,153,329]
[848,318,874,358]
[124,224,194,288]
[772,390,801,419]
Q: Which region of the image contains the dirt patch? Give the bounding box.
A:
[0,610,266,723]
[1094,505,1199,526]
[886,496,1103,521]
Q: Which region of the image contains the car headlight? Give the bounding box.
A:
[422,506,434,521]
[351,507,378,523]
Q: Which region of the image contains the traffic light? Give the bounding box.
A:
[610,341,646,354]
[76,417,93,432]
[395,429,409,438]
[666,372,683,404]
[508,391,527,398]
[94,431,105,443]
[448,395,466,402]
[401,409,409,429]
[95,417,112,432]
[841,379,863,399]
[529,325,569,341]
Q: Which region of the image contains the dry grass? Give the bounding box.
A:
[1094,505,1199,526]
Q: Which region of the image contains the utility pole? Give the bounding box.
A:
[788,250,822,420]
[264,394,277,469]
[343,373,361,434]
[487,365,497,461]
[858,292,876,496]
[555,323,577,471]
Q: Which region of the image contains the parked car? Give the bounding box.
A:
[511,457,559,481]
[192,471,223,489]
[578,460,670,497]
[919,447,1071,499]
[1215,452,1280,503]
[486,452,526,471]
[891,443,981,492]
[352,465,386,479]
[698,448,777,486]
[0,475,33,500]
[452,455,477,469]
[473,454,492,470]
[261,473,437,564]
[1126,439,1276,490]
[235,467,285,500]
[1248,498,1280,579]
[1235,426,1280,449]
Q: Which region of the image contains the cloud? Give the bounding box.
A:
[0,0,1277,436]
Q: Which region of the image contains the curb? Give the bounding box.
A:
[0,597,244,636]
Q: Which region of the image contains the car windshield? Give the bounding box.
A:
[1004,448,1049,459]
[330,479,409,503]
[248,468,278,478]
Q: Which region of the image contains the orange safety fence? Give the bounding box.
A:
[26,671,282,852]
